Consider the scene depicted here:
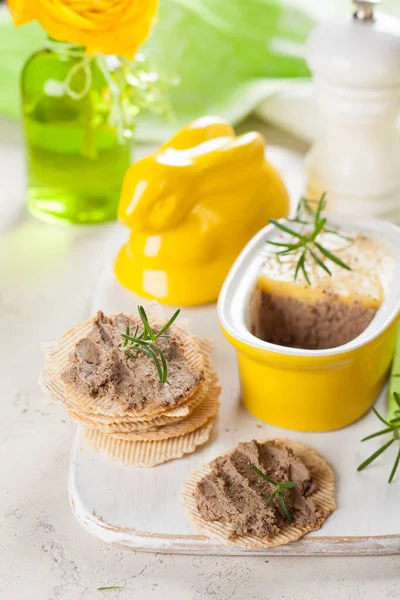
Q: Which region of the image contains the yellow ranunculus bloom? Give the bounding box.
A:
[7,0,158,58]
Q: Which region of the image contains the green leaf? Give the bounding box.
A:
[268,241,304,256]
[138,305,155,341]
[251,464,277,486]
[269,219,305,240]
[323,228,353,242]
[388,322,400,422]
[155,309,180,338]
[122,326,130,348]
[298,198,315,218]
[309,217,326,242]
[277,492,292,523]
[294,251,305,282]
[278,481,297,490]
[308,248,331,276]
[286,217,309,226]
[140,345,164,382]
[276,248,300,256]
[121,335,153,348]
[314,192,327,224]
[388,447,400,484]
[371,406,392,428]
[357,439,395,472]
[265,488,279,508]
[299,253,311,285]
[252,464,296,521]
[153,343,168,384]
[314,242,352,271]
[361,427,394,442]
[119,306,180,384]
[267,241,297,248]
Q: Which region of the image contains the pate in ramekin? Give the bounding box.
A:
[218,214,400,432]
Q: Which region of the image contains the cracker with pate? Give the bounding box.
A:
[182,439,335,549]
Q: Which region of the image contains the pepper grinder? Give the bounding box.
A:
[305,1,400,221]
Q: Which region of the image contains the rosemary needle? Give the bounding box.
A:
[357,397,400,483]
[251,464,296,523]
[267,193,352,285]
[119,305,180,384]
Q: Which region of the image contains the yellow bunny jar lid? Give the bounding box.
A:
[115,116,289,306]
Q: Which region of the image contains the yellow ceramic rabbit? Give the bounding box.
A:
[115,116,289,305]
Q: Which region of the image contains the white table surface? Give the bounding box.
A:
[1,117,399,600]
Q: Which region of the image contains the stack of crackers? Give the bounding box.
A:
[39,310,220,467]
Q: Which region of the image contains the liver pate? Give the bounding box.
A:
[250,286,377,350]
[194,440,320,538]
[250,231,395,350]
[62,311,202,410]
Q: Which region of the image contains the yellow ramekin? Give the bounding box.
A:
[217,215,400,432]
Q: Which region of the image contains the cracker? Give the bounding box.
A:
[63,319,204,417]
[63,405,189,432]
[84,419,215,467]
[63,374,210,432]
[182,439,335,549]
[101,372,220,441]
[40,339,215,432]
[40,315,207,418]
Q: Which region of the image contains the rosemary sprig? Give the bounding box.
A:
[119,305,180,384]
[267,193,352,285]
[357,393,400,483]
[251,464,297,523]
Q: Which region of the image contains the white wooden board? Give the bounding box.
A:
[69,147,400,555]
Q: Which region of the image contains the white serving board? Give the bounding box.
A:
[69,147,400,555]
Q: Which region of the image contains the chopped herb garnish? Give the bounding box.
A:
[119,305,180,384]
[98,585,125,591]
[251,464,296,523]
[357,393,400,483]
[267,193,352,285]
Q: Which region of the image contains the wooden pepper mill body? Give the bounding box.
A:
[305,2,400,221]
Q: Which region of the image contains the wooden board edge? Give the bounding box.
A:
[69,439,400,556]
[69,491,400,555]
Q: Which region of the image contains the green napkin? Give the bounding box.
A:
[138,0,312,141]
[0,0,313,142]
[0,19,45,121]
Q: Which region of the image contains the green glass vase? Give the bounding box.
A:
[21,42,133,224]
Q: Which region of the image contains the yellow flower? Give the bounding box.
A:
[7,0,158,58]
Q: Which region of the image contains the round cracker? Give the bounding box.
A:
[40,339,214,431]
[40,315,208,420]
[84,419,216,467]
[181,439,335,549]
[60,317,205,418]
[98,373,220,441]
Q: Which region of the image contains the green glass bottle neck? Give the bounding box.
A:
[45,35,86,57]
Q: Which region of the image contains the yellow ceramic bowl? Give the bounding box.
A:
[217,216,400,432]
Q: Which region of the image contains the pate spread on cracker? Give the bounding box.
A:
[182,439,335,549]
[62,311,204,410]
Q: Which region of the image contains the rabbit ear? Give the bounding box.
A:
[160,116,234,151]
[214,132,266,167]
[118,156,155,227]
